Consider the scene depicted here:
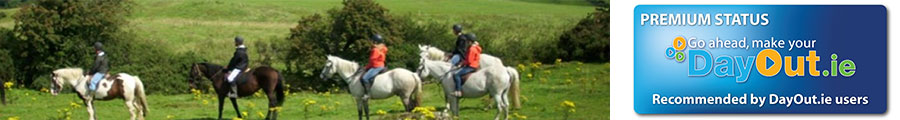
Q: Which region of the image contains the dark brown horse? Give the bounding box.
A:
[190,62,285,120]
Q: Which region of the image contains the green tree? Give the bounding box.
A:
[8,0,132,87]
[557,7,610,63]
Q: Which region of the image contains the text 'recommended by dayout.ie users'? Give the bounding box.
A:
[633,5,886,113]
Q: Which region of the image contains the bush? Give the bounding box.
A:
[280,0,445,91]
[5,0,200,94]
[557,7,610,63]
[7,0,132,88]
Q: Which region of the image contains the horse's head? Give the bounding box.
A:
[49,72,63,96]
[416,58,431,78]
[320,55,338,81]
[49,68,81,96]
[189,63,203,89]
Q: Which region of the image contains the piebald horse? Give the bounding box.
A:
[189,63,285,120]
[50,68,149,120]
[416,58,520,120]
[320,55,423,120]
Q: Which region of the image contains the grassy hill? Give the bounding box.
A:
[120,0,594,65]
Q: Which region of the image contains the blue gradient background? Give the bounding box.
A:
[634,5,886,113]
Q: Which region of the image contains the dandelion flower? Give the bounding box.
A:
[376,109,387,115]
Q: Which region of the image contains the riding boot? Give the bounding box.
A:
[228,82,238,98]
[362,82,371,100]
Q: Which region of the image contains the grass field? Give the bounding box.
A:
[1,62,609,120]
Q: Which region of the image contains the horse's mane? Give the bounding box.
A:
[326,55,361,73]
[196,62,225,77]
[418,45,448,61]
[53,68,84,80]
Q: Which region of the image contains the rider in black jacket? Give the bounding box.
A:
[449,24,468,65]
[225,36,249,98]
[89,42,109,93]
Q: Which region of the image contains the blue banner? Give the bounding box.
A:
[633,5,887,113]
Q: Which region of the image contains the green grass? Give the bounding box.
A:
[1,62,609,119]
[125,0,596,65]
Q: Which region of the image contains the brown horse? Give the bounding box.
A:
[190,62,285,120]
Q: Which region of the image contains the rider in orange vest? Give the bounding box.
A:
[454,33,480,97]
[362,34,387,99]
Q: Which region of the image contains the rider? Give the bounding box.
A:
[362,34,388,99]
[454,33,480,97]
[88,42,109,94]
[226,36,249,98]
[448,24,467,65]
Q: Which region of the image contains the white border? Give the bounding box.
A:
[611,0,896,119]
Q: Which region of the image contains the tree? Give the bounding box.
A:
[557,7,610,63]
[8,0,132,87]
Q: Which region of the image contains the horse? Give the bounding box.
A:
[418,44,505,68]
[415,58,520,120]
[417,45,522,108]
[320,55,423,120]
[189,63,285,120]
[49,68,149,120]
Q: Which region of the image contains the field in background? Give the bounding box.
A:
[1,62,609,119]
[109,0,596,66]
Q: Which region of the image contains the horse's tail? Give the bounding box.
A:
[506,66,521,109]
[132,75,150,116]
[412,73,424,108]
[275,71,286,106]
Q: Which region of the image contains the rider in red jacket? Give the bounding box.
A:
[362,34,387,99]
[454,33,480,97]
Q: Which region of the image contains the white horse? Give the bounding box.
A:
[418,44,505,68]
[415,58,520,120]
[50,68,149,120]
[319,55,423,120]
[417,45,522,108]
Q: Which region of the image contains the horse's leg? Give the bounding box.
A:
[451,97,460,116]
[230,97,243,118]
[402,97,412,112]
[364,99,371,120]
[493,94,505,120]
[502,92,511,120]
[86,100,96,120]
[266,90,278,120]
[217,96,225,120]
[126,99,137,120]
[356,100,364,120]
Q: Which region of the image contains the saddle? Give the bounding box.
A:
[457,68,479,84]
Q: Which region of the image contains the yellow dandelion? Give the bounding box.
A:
[3,81,13,88]
[241,112,248,117]
[257,111,265,118]
[376,109,387,115]
[166,115,175,119]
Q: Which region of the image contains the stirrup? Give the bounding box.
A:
[228,83,238,98]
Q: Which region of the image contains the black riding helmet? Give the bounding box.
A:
[452,24,463,33]
[465,33,477,42]
[234,36,244,45]
[93,42,103,51]
[371,34,384,43]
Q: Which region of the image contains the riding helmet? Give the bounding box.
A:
[234,36,244,45]
[372,34,384,43]
[452,24,463,33]
[465,33,477,42]
[93,42,103,51]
